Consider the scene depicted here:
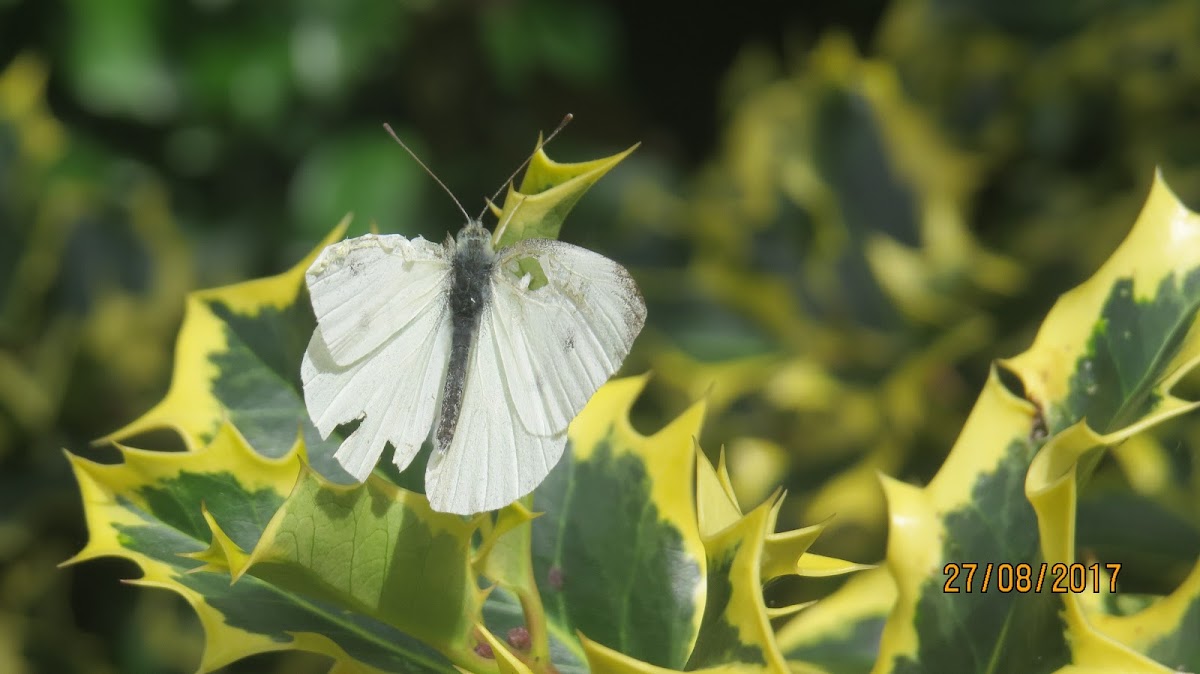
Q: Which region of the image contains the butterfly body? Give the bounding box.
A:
[438,221,496,455]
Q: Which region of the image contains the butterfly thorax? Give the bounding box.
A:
[447,221,495,316]
[436,220,496,453]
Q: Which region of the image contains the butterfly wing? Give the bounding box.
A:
[306,233,450,366]
[302,233,454,481]
[424,239,645,514]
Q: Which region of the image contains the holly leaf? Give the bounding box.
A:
[491,142,638,248]
[63,422,459,672]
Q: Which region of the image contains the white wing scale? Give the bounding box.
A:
[425,239,646,514]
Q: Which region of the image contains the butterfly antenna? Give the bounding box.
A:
[382,123,472,224]
[476,113,573,222]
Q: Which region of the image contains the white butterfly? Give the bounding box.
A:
[300,217,646,515]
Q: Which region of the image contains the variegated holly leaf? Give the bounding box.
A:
[64,421,465,672]
[476,375,708,672]
[486,140,638,289]
[491,141,638,249]
[533,375,707,669]
[688,449,869,672]
[476,376,868,674]
[873,173,1200,673]
[230,467,488,669]
[96,217,353,481]
[1084,557,1200,671]
[776,567,895,674]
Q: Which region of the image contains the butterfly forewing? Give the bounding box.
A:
[494,239,646,434]
[306,234,451,366]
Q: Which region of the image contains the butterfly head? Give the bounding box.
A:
[453,219,496,258]
[456,219,491,243]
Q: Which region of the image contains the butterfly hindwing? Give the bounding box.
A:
[423,307,563,514]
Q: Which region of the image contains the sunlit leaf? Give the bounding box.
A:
[238,469,486,668]
[98,217,353,481]
[492,143,638,248]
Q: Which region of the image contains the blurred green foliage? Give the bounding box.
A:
[4,0,1200,671]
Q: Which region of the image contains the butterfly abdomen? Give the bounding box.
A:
[435,226,495,453]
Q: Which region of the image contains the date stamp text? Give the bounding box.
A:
[943,562,1121,593]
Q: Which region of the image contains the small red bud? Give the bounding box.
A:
[507,626,531,651]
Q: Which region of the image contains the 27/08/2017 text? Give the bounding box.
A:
[943,562,1121,593]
